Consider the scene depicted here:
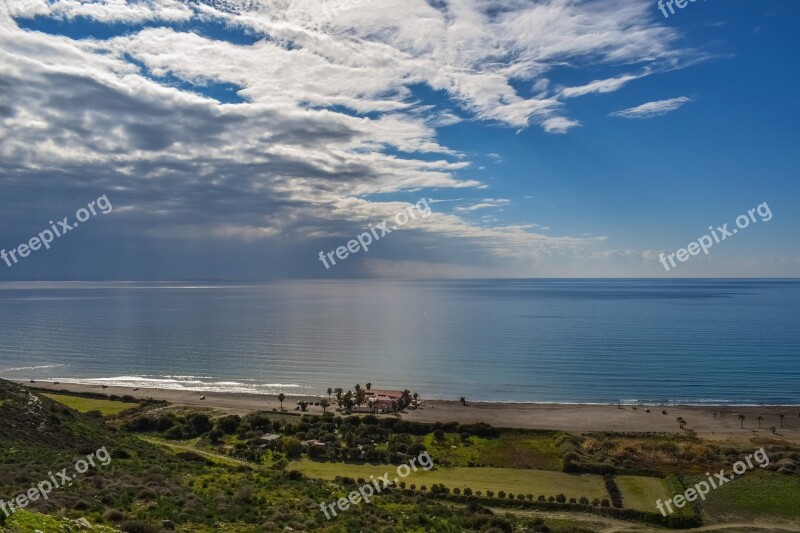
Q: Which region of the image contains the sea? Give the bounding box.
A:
[0,279,798,405]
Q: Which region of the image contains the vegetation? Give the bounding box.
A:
[42,392,140,416]
[1,379,798,532]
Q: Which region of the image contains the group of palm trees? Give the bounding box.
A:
[274,383,418,414]
[676,413,790,434]
[738,413,788,434]
[323,383,417,414]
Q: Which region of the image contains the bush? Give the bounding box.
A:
[120,521,161,533]
[208,428,224,444]
[603,474,623,508]
[217,414,242,434]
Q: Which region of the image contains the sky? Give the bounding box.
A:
[0,0,798,280]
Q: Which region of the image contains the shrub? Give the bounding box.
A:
[208,429,224,444]
[603,474,623,508]
[120,521,161,533]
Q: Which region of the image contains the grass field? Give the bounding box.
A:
[702,470,800,522]
[291,460,608,499]
[616,475,675,512]
[42,393,138,416]
[422,431,563,470]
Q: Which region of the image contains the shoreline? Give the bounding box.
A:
[19,381,800,441]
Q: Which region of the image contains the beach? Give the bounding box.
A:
[22,381,800,441]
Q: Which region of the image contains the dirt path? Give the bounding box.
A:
[598,521,800,532]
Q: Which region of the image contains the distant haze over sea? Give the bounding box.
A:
[1,279,798,405]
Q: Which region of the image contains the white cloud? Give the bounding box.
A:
[611,96,692,119]
[559,73,644,99]
[0,0,698,276]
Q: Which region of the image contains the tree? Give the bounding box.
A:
[321,399,331,413]
[208,428,224,444]
[327,387,333,400]
[401,389,412,407]
[779,414,785,428]
[366,382,372,391]
[278,393,286,410]
[297,400,309,411]
[281,436,302,457]
[355,387,366,407]
[757,415,763,428]
[343,390,354,412]
[738,414,746,428]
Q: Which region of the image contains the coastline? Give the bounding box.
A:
[20,381,800,441]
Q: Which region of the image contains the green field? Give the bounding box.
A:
[291,459,608,499]
[616,475,676,512]
[43,393,138,416]
[422,431,563,470]
[702,470,800,521]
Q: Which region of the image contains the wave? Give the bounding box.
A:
[0,363,69,373]
[46,376,307,395]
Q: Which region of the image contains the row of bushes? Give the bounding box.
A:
[426,492,702,529]
[603,474,623,508]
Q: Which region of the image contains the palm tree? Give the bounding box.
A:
[738,414,746,428]
[327,387,333,400]
[757,415,763,428]
[366,382,372,391]
[779,414,785,428]
[413,392,419,403]
[401,389,412,408]
[354,386,366,407]
[278,393,286,410]
[321,399,331,413]
[335,388,343,406]
[343,390,354,412]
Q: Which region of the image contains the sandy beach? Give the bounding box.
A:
[21,381,800,442]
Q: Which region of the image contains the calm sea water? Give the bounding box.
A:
[0,279,798,404]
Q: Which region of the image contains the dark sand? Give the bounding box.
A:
[22,381,800,442]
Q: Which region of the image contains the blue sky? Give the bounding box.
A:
[0,0,798,279]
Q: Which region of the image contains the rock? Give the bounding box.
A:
[73,517,93,529]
